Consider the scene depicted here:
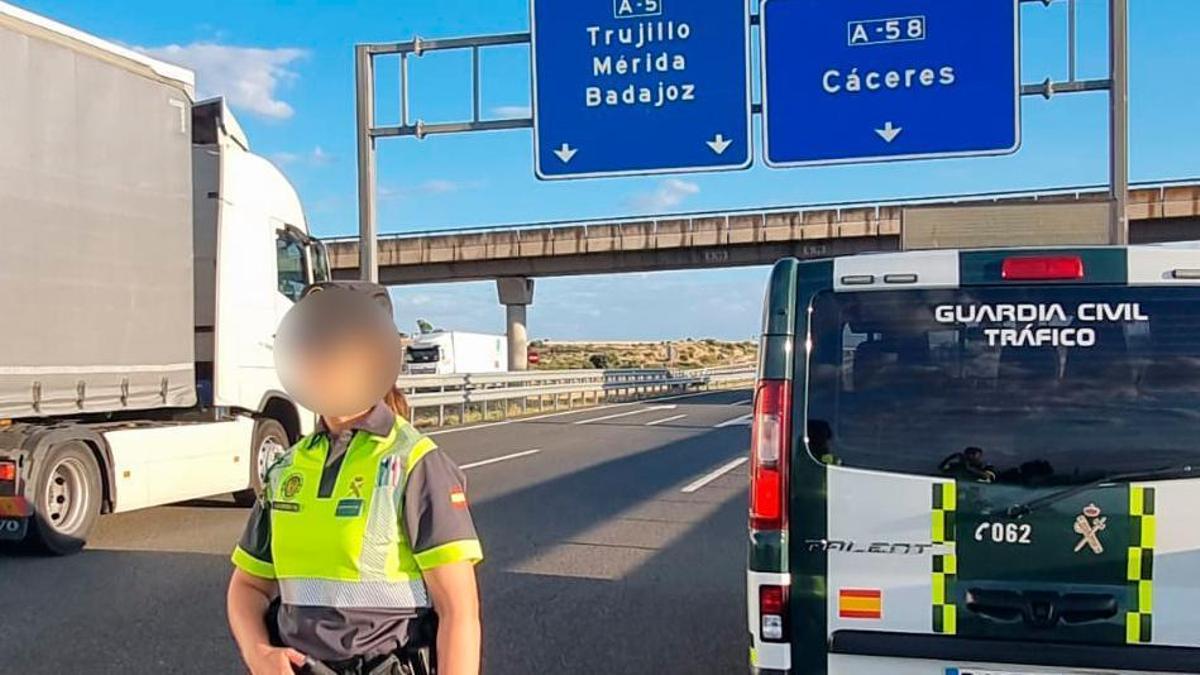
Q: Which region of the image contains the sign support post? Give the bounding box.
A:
[355,44,379,283]
[1109,0,1129,246]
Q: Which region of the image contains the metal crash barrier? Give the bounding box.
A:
[398,366,756,427]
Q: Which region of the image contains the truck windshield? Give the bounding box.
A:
[406,346,441,364]
[310,241,331,283]
[805,286,1200,485]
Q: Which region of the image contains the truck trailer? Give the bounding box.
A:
[0,3,327,554]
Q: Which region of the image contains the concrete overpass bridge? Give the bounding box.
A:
[327,181,1200,368]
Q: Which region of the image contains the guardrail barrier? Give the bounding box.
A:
[398,365,756,427]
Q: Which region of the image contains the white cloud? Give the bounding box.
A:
[310,146,332,165]
[271,145,332,167]
[388,283,501,334]
[380,179,484,200]
[139,43,305,119]
[492,105,532,118]
[627,178,701,211]
[419,179,460,194]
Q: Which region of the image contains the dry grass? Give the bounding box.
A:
[531,339,757,371]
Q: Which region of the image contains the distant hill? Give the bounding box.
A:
[531,339,757,370]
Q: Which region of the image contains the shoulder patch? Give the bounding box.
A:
[262,436,309,487]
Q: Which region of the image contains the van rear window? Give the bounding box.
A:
[805,286,1200,483]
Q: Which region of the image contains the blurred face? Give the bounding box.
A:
[275,288,401,418]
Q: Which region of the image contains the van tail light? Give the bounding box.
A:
[760,584,789,641]
[750,379,791,532]
[0,461,15,482]
[1002,255,1084,281]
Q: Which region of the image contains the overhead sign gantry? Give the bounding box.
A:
[354,0,1131,287]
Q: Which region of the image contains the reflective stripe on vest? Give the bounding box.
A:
[278,577,428,609]
[268,419,437,609]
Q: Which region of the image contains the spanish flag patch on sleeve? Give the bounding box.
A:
[449,486,468,508]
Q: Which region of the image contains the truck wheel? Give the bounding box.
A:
[234,418,289,506]
[30,441,102,556]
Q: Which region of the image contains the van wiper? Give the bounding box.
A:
[1006,465,1196,518]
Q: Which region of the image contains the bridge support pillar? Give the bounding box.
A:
[497,277,535,371]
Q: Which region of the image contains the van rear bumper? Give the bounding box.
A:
[833,630,1200,673]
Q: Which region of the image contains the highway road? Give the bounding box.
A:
[0,388,754,674]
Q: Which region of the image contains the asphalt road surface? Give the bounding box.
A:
[0,389,754,674]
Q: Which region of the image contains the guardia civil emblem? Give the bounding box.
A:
[1073,503,1107,555]
[281,473,304,500]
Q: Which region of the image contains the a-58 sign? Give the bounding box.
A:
[761,0,1021,166]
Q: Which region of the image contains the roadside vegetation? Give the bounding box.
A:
[529,339,758,370]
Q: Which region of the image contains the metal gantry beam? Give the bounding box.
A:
[1019,0,1127,244]
[354,34,535,281]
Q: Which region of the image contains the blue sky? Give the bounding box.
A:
[23,0,1200,339]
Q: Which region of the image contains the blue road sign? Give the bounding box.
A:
[761,0,1020,167]
[531,0,752,180]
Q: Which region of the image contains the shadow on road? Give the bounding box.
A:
[469,426,749,674]
[0,549,239,673]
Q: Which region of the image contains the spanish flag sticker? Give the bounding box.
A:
[450,487,468,509]
[838,589,882,620]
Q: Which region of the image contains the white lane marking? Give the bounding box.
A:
[573,404,678,426]
[460,449,542,471]
[731,398,752,406]
[714,413,753,428]
[645,414,688,427]
[681,457,748,493]
[425,388,745,436]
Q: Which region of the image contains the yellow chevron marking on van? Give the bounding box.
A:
[1126,485,1155,644]
[931,482,957,635]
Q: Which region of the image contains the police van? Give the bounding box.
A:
[747,245,1200,674]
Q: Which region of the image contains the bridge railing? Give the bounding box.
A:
[398,366,756,427]
[324,178,1200,243]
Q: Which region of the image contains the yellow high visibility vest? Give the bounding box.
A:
[256,420,440,609]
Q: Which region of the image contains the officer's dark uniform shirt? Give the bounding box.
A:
[232,403,482,662]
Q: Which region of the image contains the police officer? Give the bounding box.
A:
[938,446,997,483]
[227,285,482,675]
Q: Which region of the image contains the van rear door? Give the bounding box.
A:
[809,251,1200,674]
[749,248,1200,675]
